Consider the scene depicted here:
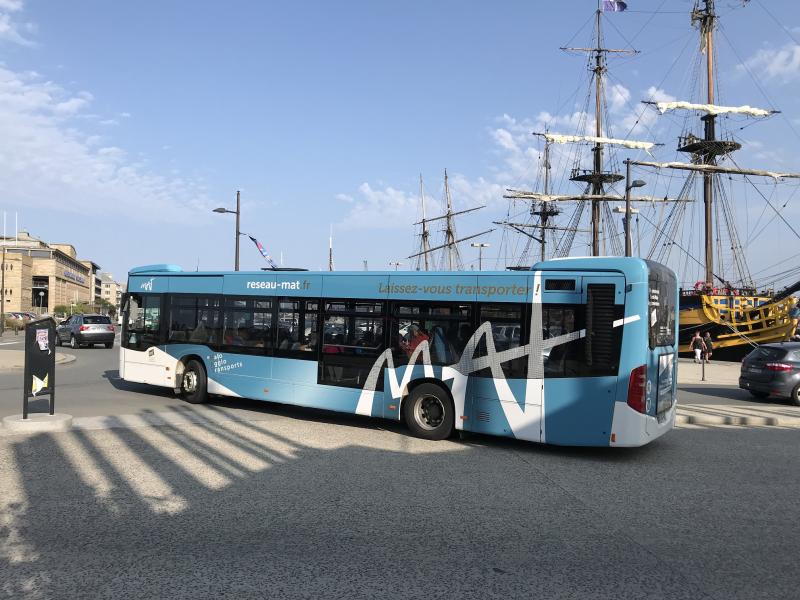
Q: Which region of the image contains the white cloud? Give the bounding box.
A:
[0,66,211,221]
[0,1,24,11]
[618,86,677,137]
[335,83,677,234]
[739,42,800,83]
[0,0,32,46]
[54,92,94,115]
[336,183,418,230]
[608,83,631,113]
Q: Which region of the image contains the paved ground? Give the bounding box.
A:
[1,342,800,598]
[1,404,799,599]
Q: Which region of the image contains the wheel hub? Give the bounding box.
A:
[183,371,197,393]
[416,395,444,430]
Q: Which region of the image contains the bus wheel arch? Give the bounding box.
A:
[401,379,455,440]
[179,355,208,404]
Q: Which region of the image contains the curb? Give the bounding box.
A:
[2,413,73,434]
[57,353,77,366]
[0,351,76,370]
[676,413,800,428]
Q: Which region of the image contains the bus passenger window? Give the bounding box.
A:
[168,295,221,345]
[392,303,472,366]
[474,303,527,378]
[222,298,272,353]
[319,300,386,388]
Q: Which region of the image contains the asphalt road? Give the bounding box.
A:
[1,346,799,599]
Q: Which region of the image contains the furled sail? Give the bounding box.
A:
[650,101,775,117]
[631,160,800,180]
[503,190,688,203]
[541,133,656,154]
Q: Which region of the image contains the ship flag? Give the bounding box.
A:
[247,234,279,269]
[602,1,627,11]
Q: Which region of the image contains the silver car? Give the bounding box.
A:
[56,314,116,349]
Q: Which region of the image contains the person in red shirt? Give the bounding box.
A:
[403,324,429,356]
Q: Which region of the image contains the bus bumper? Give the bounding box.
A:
[609,401,676,447]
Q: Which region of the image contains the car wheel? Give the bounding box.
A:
[403,382,454,441]
[105,342,113,349]
[69,335,78,349]
[181,359,208,404]
[791,384,800,408]
[749,390,769,399]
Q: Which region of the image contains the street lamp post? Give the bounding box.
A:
[624,160,646,257]
[38,291,44,312]
[470,242,490,271]
[213,190,241,271]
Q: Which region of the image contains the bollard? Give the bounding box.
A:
[701,356,706,381]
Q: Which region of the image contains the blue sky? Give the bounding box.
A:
[1,0,799,287]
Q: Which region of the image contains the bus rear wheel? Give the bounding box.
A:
[403,383,454,441]
[181,359,208,404]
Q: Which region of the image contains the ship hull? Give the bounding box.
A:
[678,291,799,361]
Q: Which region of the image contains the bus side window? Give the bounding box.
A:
[222,298,272,353]
[319,300,386,388]
[474,303,528,378]
[391,302,472,366]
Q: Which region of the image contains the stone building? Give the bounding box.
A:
[1,231,101,315]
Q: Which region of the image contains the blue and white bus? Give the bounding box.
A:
[120,257,678,447]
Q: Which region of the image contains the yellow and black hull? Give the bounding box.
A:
[678,292,799,360]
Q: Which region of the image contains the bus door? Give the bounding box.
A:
[541,273,625,446]
[120,293,169,386]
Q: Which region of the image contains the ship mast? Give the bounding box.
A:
[700,0,716,286]
[408,169,493,269]
[591,7,605,256]
[562,6,632,255]
[417,174,432,271]
[442,169,459,270]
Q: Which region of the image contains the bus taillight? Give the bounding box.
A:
[627,365,648,414]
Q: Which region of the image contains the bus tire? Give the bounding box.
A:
[181,359,208,404]
[403,382,454,441]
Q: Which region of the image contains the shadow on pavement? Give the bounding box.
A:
[680,385,751,401]
[2,414,800,599]
[681,384,796,407]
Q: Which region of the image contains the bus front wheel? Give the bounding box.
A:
[403,383,454,441]
[181,359,208,404]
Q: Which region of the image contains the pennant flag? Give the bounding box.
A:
[602,0,627,11]
[248,235,279,269]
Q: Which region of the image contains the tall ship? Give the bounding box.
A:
[496,0,800,360]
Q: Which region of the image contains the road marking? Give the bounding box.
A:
[0,341,22,346]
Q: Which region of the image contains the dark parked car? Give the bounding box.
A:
[739,342,800,406]
[56,314,115,349]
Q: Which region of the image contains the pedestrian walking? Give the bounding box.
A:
[703,332,714,361]
[690,331,706,363]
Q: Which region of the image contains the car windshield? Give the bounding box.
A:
[83,316,111,325]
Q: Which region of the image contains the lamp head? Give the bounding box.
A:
[212,207,228,214]
[629,179,647,189]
